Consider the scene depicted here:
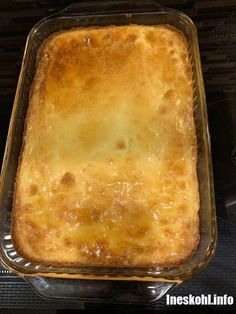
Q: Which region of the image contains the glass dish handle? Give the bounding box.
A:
[59,0,163,16]
[25,276,176,303]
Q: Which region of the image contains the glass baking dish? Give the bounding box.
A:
[0,0,216,304]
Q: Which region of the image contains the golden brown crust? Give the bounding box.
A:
[12,25,199,267]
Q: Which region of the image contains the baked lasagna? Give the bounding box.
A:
[12,25,199,266]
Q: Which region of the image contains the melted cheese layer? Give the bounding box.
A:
[12,25,199,266]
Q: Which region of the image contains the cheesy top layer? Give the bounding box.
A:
[12,25,199,266]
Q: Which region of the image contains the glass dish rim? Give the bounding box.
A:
[0,7,217,282]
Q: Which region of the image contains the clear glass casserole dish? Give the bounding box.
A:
[0,0,216,304]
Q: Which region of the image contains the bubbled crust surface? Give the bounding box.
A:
[12,25,199,266]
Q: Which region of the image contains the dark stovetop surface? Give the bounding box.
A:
[0,0,236,310]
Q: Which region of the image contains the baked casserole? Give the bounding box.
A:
[12,25,199,266]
